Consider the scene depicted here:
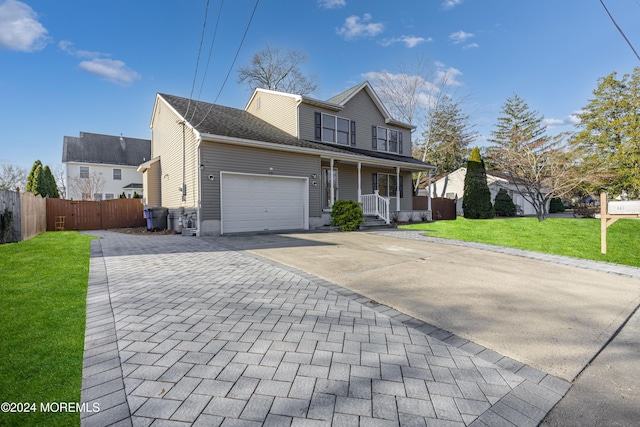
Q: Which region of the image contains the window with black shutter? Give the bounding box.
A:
[314,112,322,140]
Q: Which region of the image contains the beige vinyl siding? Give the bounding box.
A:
[143,161,161,207]
[151,98,200,209]
[299,90,413,157]
[246,91,299,136]
[200,142,321,220]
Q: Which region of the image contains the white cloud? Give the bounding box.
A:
[449,30,475,44]
[544,114,581,128]
[336,13,384,40]
[441,0,463,9]
[463,42,479,49]
[0,0,48,52]
[79,58,141,86]
[59,40,140,85]
[381,35,432,48]
[318,0,346,9]
[58,40,101,58]
[437,66,463,86]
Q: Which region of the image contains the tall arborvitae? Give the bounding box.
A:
[26,160,42,193]
[462,147,494,219]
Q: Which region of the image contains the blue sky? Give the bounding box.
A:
[1,0,639,170]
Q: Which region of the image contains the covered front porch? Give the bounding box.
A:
[320,156,436,225]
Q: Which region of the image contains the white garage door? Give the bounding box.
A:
[221,173,308,234]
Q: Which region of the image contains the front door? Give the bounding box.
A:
[322,167,338,210]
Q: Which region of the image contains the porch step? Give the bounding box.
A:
[359,216,395,230]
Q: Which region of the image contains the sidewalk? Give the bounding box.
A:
[80,231,570,426]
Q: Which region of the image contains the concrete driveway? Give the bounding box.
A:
[214,230,640,383]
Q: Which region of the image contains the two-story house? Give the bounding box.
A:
[140,82,436,235]
[63,132,151,200]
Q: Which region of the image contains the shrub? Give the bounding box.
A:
[462,147,494,219]
[494,188,517,217]
[0,208,13,244]
[330,200,364,231]
[549,198,565,213]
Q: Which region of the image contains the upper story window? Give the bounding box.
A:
[372,126,403,154]
[113,168,122,180]
[79,166,89,179]
[315,112,355,146]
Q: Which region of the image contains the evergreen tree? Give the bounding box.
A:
[494,188,517,217]
[32,164,45,196]
[42,166,59,198]
[571,68,640,198]
[462,147,494,219]
[26,160,42,193]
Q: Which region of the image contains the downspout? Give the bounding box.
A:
[196,134,202,237]
[357,162,362,203]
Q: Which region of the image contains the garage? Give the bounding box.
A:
[220,172,308,234]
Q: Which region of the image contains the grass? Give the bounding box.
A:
[0,232,95,427]
[401,217,640,268]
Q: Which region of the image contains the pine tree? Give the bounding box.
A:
[462,147,494,219]
[32,164,45,196]
[42,166,59,198]
[26,160,42,193]
[494,188,517,217]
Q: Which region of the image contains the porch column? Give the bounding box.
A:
[357,162,362,203]
[427,169,432,212]
[395,167,400,212]
[330,158,335,207]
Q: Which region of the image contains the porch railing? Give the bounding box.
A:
[361,191,390,224]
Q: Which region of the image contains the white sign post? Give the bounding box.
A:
[600,192,640,254]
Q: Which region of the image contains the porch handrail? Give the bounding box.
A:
[361,191,390,224]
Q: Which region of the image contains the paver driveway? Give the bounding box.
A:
[81,231,570,427]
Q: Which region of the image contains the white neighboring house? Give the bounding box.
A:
[419,167,546,216]
[62,132,151,200]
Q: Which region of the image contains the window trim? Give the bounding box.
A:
[374,172,404,199]
[315,112,355,146]
[79,166,89,179]
[113,168,122,180]
[373,126,403,154]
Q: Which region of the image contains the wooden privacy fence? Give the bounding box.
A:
[46,198,146,231]
[412,197,456,220]
[0,189,47,243]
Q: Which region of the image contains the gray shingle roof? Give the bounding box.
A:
[159,93,434,169]
[62,132,151,166]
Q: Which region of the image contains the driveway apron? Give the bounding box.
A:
[81,231,570,427]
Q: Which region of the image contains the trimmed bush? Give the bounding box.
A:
[462,147,494,219]
[330,200,364,231]
[549,198,565,213]
[494,188,517,217]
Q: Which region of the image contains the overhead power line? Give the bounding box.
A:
[195,0,260,128]
[599,0,640,62]
[197,0,225,100]
[185,0,212,121]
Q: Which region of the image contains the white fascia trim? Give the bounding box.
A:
[137,156,160,172]
[200,133,436,171]
[244,87,303,111]
[156,94,199,135]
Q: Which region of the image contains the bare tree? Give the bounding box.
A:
[0,164,28,191]
[71,171,105,200]
[237,44,318,95]
[53,164,67,199]
[365,56,471,191]
[487,95,587,221]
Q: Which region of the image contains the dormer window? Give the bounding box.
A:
[372,126,403,154]
[315,112,355,146]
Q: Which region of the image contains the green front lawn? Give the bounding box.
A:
[0,232,95,427]
[401,217,640,268]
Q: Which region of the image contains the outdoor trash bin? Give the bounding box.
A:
[144,208,168,231]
